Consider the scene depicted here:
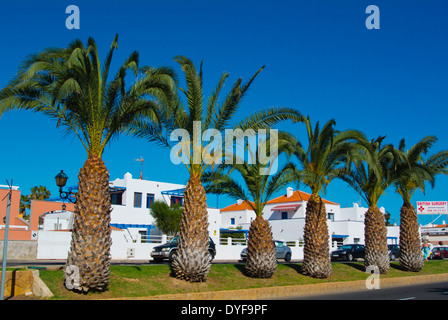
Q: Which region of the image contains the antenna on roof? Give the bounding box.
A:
[136,156,144,180]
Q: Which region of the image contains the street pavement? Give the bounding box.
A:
[296,281,448,300]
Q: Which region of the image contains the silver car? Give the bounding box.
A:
[240,240,292,262]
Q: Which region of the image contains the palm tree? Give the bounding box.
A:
[392,136,448,272]
[0,35,176,292]
[29,185,51,201]
[19,186,51,217]
[131,56,303,282]
[338,136,396,274]
[203,132,296,278]
[20,195,30,217]
[287,116,364,278]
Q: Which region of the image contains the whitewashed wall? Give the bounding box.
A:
[36,230,72,259]
[36,230,318,261]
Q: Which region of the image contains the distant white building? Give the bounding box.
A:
[221,187,399,246]
[42,210,74,231]
[420,222,448,245]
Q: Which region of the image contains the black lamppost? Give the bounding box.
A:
[55,170,77,203]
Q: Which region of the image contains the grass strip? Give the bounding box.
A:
[37,260,448,300]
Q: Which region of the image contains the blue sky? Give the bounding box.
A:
[0,0,447,226]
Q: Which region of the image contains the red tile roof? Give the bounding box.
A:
[267,190,339,205]
[220,200,255,212]
[220,190,339,213]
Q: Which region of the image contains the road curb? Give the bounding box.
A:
[113,273,448,300]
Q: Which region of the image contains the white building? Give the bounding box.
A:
[41,172,221,243]
[221,187,399,246]
[107,172,185,239]
[420,222,448,245]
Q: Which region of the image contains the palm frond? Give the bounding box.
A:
[0,35,176,158]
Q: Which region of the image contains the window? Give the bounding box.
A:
[146,193,155,208]
[111,192,123,205]
[328,212,335,221]
[281,212,288,219]
[171,196,183,206]
[134,192,142,208]
[230,218,235,225]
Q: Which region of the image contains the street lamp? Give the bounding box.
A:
[55,170,76,203]
[55,170,68,189]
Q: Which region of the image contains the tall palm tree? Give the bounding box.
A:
[287,116,364,278]
[0,35,176,292]
[392,136,448,272]
[338,136,396,274]
[131,56,303,282]
[203,132,296,278]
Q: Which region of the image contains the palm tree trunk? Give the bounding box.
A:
[302,193,332,278]
[245,216,277,278]
[364,206,389,274]
[399,202,423,272]
[171,172,211,282]
[65,155,112,292]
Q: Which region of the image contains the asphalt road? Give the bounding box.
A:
[295,281,448,300]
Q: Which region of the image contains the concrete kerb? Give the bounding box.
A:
[111,273,448,300]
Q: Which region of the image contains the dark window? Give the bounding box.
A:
[111,192,122,205]
[134,192,142,208]
[170,196,183,206]
[281,212,288,219]
[146,193,155,208]
[230,218,235,225]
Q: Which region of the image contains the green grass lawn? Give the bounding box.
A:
[37,260,448,300]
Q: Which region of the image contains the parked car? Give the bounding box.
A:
[388,244,400,261]
[331,244,365,261]
[429,246,448,260]
[150,236,216,262]
[240,240,292,262]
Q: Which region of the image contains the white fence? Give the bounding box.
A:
[36,230,338,261]
[36,231,72,260]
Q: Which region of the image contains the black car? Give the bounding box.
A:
[331,244,365,261]
[388,244,400,261]
[151,236,216,262]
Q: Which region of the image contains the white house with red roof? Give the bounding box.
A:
[220,187,399,246]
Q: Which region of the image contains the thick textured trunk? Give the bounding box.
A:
[302,193,332,278]
[64,155,112,292]
[245,216,277,278]
[171,172,211,282]
[399,202,423,272]
[364,206,389,274]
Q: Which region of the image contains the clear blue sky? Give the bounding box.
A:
[0,0,447,226]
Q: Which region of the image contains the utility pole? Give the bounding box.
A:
[1,180,13,300]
